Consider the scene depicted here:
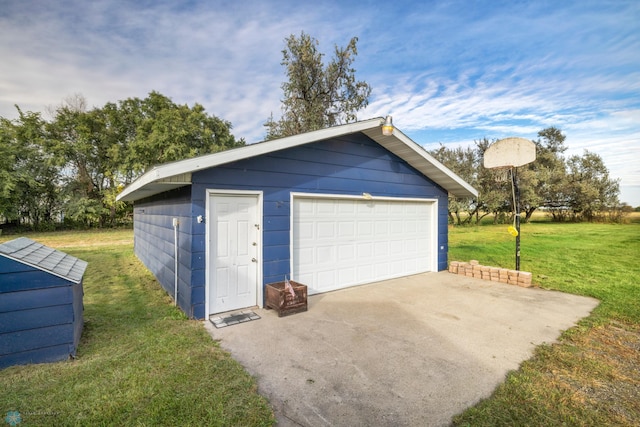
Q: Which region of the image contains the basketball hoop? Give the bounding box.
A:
[492,166,512,183]
[483,137,537,271]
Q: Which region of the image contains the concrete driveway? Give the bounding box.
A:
[205,272,599,426]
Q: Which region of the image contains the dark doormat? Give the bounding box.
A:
[210,310,261,328]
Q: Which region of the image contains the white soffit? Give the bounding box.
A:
[117,118,477,202]
[363,126,478,199]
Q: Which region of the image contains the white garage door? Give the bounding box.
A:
[292,196,436,294]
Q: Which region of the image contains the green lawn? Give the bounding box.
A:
[0,231,275,426]
[450,221,640,426]
[1,221,639,426]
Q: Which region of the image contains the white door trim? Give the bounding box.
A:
[290,192,439,292]
[205,189,263,316]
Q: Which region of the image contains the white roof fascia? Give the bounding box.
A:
[364,127,478,198]
[117,117,478,201]
[117,118,385,202]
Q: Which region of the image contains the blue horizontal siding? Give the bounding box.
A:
[0,287,72,313]
[0,268,70,292]
[0,251,83,368]
[191,132,448,314]
[134,186,193,316]
[0,324,73,356]
[437,198,449,270]
[0,305,73,334]
[0,256,38,275]
[72,281,83,352]
[0,344,76,369]
[135,132,449,319]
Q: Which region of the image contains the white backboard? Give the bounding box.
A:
[483,137,536,169]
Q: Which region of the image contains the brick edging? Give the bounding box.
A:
[448,260,533,288]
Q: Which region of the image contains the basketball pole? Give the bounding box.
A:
[512,167,521,271]
[484,136,536,272]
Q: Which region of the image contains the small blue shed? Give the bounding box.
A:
[117,118,477,319]
[0,237,87,369]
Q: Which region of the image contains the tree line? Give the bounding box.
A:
[0,32,625,231]
[429,127,625,224]
[0,31,370,232]
[0,92,243,230]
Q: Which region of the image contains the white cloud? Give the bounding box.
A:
[0,0,638,187]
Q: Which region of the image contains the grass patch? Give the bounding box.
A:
[450,222,640,426]
[0,230,274,426]
[3,223,639,426]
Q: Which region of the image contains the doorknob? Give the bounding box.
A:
[251,258,257,263]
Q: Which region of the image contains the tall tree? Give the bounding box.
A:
[44,92,243,227]
[265,32,371,139]
[531,127,569,221]
[128,92,242,175]
[566,150,620,221]
[0,109,60,228]
[430,144,480,225]
[431,127,623,224]
[0,118,18,220]
[474,137,510,223]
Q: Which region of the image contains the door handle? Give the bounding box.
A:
[251,258,257,263]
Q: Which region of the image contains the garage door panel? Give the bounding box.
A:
[297,271,314,285]
[417,238,429,250]
[389,203,403,214]
[375,263,389,277]
[357,202,372,214]
[298,247,314,265]
[316,245,335,264]
[375,221,389,235]
[338,221,356,237]
[317,200,336,214]
[390,220,403,234]
[338,202,356,214]
[404,220,417,233]
[357,265,374,282]
[338,267,356,284]
[317,270,336,288]
[390,240,403,253]
[317,222,336,239]
[293,197,435,294]
[298,222,314,239]
[357,221,373,236]
[338,244,355,260]
[357,242,373,257]
[374,241,389,256]
[404,239,417,252]
[390,259,405,275]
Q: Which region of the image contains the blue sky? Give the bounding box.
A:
[1,0,639,205]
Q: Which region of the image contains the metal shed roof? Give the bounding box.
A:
[116,117,478,202]
[0,237,88,284]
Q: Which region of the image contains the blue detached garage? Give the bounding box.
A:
[0,237,87,369]
[117,117,477,320]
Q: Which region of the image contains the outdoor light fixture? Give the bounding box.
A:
[382,115,394,136]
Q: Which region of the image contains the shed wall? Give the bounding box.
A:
[133,186,195,316]
[188,133,448,317]
[133,133,449,319]
[0,258,83,369]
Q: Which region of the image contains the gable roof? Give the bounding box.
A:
[116,117,478,202]
[0,237,88,284]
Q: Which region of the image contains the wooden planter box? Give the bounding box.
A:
[265,280,308,317]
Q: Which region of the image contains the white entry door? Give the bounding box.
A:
[208,194,259,315]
